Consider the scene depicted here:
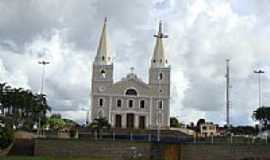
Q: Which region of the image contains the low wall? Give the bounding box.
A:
[34,139,151,160]
[179,144,270,160]
[34,139,270,160]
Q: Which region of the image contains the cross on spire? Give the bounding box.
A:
[151,20,169,68]
[154,21,168,39]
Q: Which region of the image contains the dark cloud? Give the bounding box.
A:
[1,0,270,125]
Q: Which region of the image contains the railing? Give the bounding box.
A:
[191,135,270,145]
[79,130,194,144]
[78,129,270,145]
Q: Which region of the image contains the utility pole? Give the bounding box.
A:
[86,110,90,125]
[254,69,264,108]
[38,60,50,136]
[225,59,231,128]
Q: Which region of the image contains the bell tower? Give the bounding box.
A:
[91,18,113,122]
[149,21,170,128]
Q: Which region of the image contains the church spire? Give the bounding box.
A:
[151,21,168,68]
[94,17,112,65]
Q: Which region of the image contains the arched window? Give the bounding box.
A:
[99,98,104,107]
[128,100,133,108]
[140,100,145,109]
[102,56,105,61]
[158,100,163,109]
[125,89,138,96]
[117,99,122,107]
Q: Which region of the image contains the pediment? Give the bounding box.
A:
[110,73,151,96]
[114,73,149,88]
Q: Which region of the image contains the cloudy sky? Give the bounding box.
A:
[1,0,270,125]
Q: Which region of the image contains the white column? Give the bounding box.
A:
[135,114,139,128]
[167,99,170,127]
[91,95,95,122]
[149,97,152,128]
[111,113,115,128]
[109,97,112,124]
[145,116,149,128]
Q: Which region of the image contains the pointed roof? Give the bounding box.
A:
[151,21,169,68]
[94,17,112,65]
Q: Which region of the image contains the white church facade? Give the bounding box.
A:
[90,19,170,129]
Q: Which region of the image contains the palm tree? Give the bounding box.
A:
[0,83,8,115]
[89,117,111,139]
[253,106,270,130]
[1,84,12,115]
[0,83,51,130]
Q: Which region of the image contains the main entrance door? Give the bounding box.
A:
[139,116,145,129]
[115,115,122,128]
[126,113,134,129]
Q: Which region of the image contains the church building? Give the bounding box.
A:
[90,19,170,129]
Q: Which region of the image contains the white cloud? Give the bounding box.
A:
[1,0,270,125]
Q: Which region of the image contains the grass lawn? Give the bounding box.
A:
[0,157,113,160]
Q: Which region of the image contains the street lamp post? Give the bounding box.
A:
[38,60,50,136]
[254,69,265,132]
[38,60,50,94]
[254,69,264,108]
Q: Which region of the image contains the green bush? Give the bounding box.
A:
[0,126,14,149]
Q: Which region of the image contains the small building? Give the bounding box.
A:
[200,122,217,137]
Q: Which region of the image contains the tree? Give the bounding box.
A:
[253,106,270,130]
[196,118,206,132]
[0,83,7,115]
[89,117,111,139]
[47,114,66,131]
[0,125,14,149]
[187,122,195,130]
[0,82,51,130]
[63,119,79,138]
[170,117,180,128]
[230,126,257,135]
[50,114,61,119]
[63,118,80,131]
